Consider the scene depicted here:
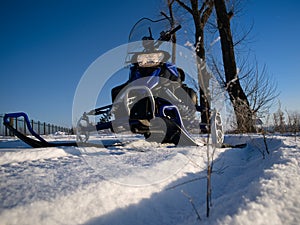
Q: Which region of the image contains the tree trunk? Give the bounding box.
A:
[167,0,177,63]
[214,0,254,132]
[191,0,211,132]
[175,0,214,132]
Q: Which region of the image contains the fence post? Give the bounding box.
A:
[9,118,14,136]
[0,115,72,136]
[31,120,34,132]
[5,125,8,136]
[37,121,40,135]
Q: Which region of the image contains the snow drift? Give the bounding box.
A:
[0,134,299,225]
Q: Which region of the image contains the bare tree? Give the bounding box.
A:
[273,102,285,133]
[286,110,300,136]
[214,0,255,132]
[170,1,216,218]
[173,0,214,131]
[242,63,279,118]
[163,0,177,63]
[206,0,279,132]
[165,0,278,132]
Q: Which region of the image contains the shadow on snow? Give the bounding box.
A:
[84,136,285,225]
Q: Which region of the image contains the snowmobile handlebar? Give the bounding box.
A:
[152,24,181,50]
[158,25,182,42]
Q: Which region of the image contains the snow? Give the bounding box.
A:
[0,134,299,225]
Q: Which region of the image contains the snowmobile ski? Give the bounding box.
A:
[2,112,124,148]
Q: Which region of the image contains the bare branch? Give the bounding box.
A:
[241,62,279,116]
[211,56,226,86]
[175,0,193,14]
[233,21,254,47]
[200,0,214,25]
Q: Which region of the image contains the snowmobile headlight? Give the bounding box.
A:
[137,52,165,67]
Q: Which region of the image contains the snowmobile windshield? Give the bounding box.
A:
[128,17,171,43]
[126,17,174,65]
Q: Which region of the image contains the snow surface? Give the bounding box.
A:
[0,134,299,225]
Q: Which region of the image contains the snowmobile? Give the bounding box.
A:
[3,16,224,148]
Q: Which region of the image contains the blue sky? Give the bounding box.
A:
[244,0,300,114]
[0,0,299,127]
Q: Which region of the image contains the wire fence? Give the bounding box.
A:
[0,114,73,136]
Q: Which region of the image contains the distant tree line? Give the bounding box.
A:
[268,105,300,134]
